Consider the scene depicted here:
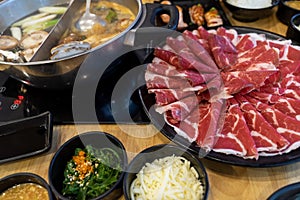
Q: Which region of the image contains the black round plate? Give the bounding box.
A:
[139,26,300,167]
[267,182,300,200]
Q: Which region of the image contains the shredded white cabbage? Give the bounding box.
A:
[130,155,204,200]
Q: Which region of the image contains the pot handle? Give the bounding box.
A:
[140,3,179,30]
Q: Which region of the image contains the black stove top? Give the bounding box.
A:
[0,49,151,124]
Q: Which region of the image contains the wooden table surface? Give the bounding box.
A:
[0,2,299,200]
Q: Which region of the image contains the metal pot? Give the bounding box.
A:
[0,0,178,89]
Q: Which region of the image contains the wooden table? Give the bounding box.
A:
[0,3,299,200]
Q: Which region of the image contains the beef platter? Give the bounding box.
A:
[141,25,300,165]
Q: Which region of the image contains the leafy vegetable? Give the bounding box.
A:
[105,9,117,23]
[62,145,122,200]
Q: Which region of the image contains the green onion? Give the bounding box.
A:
[38,6,67,14]
[23,19,58,34]
[21,14,57,28]
[105,9,117,23]
[12,12,49,27]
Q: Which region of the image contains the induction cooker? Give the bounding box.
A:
[0,49,151,125]
[0,48,154,163]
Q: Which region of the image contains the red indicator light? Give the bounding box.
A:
[12,95,24,105]
[14,99,22,105]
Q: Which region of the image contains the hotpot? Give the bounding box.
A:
[0,0,178,89]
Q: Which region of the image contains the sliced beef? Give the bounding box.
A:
[246,96,300,154]
[235,94,289,153]
[213,98,258,159]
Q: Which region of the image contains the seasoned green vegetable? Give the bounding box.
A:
[62,145,122,200]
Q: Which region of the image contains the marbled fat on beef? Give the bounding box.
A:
[235,94,289,154]
[145,71,190,89]
[148,88,194,106]
[165,99,225,151]
[155,95,202,123]
[248,91,300,121]
[231,43,279,71]
[246,96,300,153]
[182,30,218,69]
[259,85,300,100]
[154,48,217,73]
[147,62,212,86]
[213,98,258,159]
[208,34,238,69]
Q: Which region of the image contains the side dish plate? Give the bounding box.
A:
[139,26,300,167]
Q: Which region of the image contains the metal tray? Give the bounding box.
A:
[154,0,232,30]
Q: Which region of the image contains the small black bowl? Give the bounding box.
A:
[123,144,209,200]
[224,0,280,22]
[267,182,300,200]
[0,172,54,200]
[276,0,300,25]
[48,131,128,200]
[286,13,300,43]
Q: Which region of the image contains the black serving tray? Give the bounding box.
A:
[155,0,231,30]
[0,111,53,164]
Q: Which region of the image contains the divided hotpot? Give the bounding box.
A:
[0,0,178,89]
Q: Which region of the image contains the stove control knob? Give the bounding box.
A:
[10,103,19,110]
[0,87,6,93]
